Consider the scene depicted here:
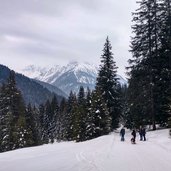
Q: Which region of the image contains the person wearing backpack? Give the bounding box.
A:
[120,127,125,141]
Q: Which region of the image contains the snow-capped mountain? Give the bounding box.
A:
[21,62,127,95]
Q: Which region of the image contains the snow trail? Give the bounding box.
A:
[0,129,171,171]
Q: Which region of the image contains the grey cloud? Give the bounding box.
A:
[0,0,138,78]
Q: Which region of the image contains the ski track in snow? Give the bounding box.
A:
[0,129,171,171]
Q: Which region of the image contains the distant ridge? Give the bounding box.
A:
[0,64,65,106]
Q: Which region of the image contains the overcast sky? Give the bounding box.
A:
[0,0,138,78]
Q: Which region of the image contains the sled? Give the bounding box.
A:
[131,138,136,144]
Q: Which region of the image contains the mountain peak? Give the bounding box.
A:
[65,62,98,76]
[21,62,127,95]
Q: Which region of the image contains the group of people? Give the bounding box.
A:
[120,127,146,144]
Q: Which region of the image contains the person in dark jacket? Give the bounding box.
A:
[142,128,146,141]
[139,127,143,141]
[120,127,125,141]
[131,129,136,144]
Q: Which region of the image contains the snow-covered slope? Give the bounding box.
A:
[0,129,171,171]
[21,62,127,95]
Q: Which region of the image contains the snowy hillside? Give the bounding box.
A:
[21,62,127,95]
[1,129,171,171]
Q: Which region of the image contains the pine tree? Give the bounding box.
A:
[8,72,29,149]
[49,95,59,143]
[63,91,77,141]
[39,103,48,143]
[77,86,87,141]
[128,0,159,129]
[119,85,130,127]
[126,68,150,128]
[25,104,41,146]
[84,88,96,140]
[96,37,121,129]
[13,115,27,149]
[127,0,171,129]
[32,105,42,145]
[156,0,171,125]
[0,84,13,152]
[84,90,96,140]
[89,90,111,138]
[57,98,67,141]
[43,100,52,143]
[0,71,31,151]
[70,95,80,142]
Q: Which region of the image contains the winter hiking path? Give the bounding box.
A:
[0,129,171,171]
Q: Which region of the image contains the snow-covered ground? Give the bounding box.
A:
[0,129,171,171]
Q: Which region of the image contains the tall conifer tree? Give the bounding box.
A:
[0,71,32,151]
[96,37,121,129]
[127,0,171,129]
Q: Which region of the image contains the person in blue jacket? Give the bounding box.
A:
[120,127,125,141]
[142,128,146,141]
